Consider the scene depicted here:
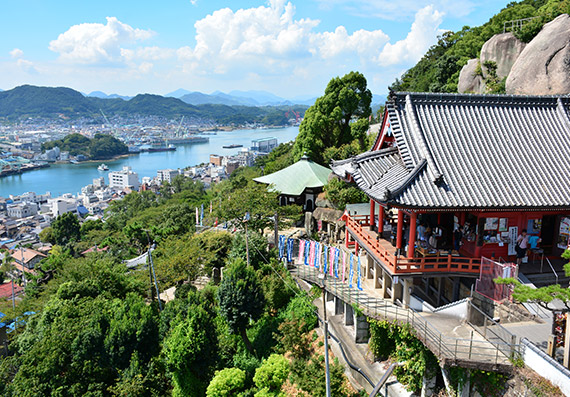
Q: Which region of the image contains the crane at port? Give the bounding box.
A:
[100,109,119,136]
[174,116,185,137]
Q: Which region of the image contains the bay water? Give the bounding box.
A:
[0,126,299,197]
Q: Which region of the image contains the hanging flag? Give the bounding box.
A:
[278,235,285,259]
[342,251,347,282]
[195,207,199,225]
[298,240,305,263]
[334,248,340,278]
[314,242,320,269]
[287,238,294,262]
[305,240,310,266]
[348,253,354,288]
[323,245,328,274]
[210,201,213,214]
[357,255,363,290]
[309,241,315,266]
[329,246,335,276]
[200,204,204,226]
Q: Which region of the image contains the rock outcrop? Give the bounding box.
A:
[457,59,485,94]
[458,32,525,94]
[480,32,525,79]
[506,14,570,95]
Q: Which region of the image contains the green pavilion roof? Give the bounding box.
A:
[254,155,332,196]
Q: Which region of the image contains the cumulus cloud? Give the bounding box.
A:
[178,0,390,75]
[49,17,154,64]
[377,6,445,66]
[10,48,24,58]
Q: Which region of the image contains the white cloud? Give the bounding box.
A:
[10,48,24,58]
[16,59,37,74]
[377,6,445,66]
[49,17,154,64]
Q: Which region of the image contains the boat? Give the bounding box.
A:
[222,144,243,149]
[97,164,109,171]
[140,146,176,153]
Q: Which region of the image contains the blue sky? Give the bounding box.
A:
[0,0,511,98]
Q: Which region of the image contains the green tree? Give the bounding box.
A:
[292,71,372,164]
[206,367,246,397]
[51,212,81,245]
[253,354,289,395]
[218,259,266,355]
[38,226,55,244]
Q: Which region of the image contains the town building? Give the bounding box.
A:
[7,202,38,218]
[254,154,331,211]
[251,137,278,153]
[209,154,223,166]
[108,166,140,191]
[11,247,46,270]
[157,168,180,184]
[331,92,570,308]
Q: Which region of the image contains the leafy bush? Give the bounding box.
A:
[206,367,246,397]
[253,354,289,393]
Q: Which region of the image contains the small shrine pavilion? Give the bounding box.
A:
[254,155,331,212]
[331,92,570,307]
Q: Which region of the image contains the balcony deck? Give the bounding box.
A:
[345,214,481,276]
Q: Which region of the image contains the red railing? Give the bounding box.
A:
[345,214,480,275]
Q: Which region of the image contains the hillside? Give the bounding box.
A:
[0,85,307,124]
[391,0,570,94]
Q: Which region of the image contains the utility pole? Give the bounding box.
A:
[244,212,250,267]
[318,273,331,397]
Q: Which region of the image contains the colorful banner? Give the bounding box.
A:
[348,252,354,288]
[315,242,321,269]
[334,248,340,278]
[298,240,305,263]
[357,255,363,290]
[304,240,310,266]
[278,235,285,259]
[287,238,294,262]
[309,241,315,266]
[323,245,328,274]
[342,251,346,282]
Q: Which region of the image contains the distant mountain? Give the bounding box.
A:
[227,90,290,105]
[179,92,245,106]
[87,91,131,100]
[165,88,193,98]
[0,85,308,124]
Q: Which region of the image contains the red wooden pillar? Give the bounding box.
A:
[408,211,417,258]
[396,209,404,251]
[355,241,359,254]
[345,228,350,248]
[369,199,375,231]
[378,205,384,235]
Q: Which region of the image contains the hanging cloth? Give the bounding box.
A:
[287,238,292,262]
[298,240,305,263]
[304,240,310,266]
[278,235,285,259]
[334,248,340,278]
[329,246,335,276]
[357,254,363,291]
[323,245,328,274]
[342,251,347,282]
[348,253,354,288]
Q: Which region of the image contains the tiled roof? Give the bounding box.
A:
[332,92,570,209]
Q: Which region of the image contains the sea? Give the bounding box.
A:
[0,126,299,198]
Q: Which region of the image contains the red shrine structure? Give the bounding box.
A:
[331,92,570,307]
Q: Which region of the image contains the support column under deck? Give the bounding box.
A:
[408,211,417,258]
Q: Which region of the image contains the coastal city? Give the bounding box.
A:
[3,1,570,396]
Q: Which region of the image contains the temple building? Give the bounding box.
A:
[331,92,570,308]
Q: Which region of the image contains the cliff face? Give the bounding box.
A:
[506,14,570,95]
[458,14,570,95]
[458,32,525,94]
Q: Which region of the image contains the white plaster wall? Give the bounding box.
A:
[522,339,570,396]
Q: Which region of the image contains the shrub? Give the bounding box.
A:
[206,367,246,397]
[253,354,289,393]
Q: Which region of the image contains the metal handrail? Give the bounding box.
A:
[293,264,516,367]
[545,256,559,285]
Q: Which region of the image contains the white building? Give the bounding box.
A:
[93,177,106,188]
[251,137,278,153]
[9,192,51,205]
[7,202,38,218]
[109,166,140,191]
[157,169,180,184]
[48,196,80,217]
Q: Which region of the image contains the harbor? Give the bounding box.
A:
[0,126,299,197]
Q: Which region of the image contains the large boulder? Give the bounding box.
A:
[458,59,485,94]
[480,32,525,79]
[506,14,570,95]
